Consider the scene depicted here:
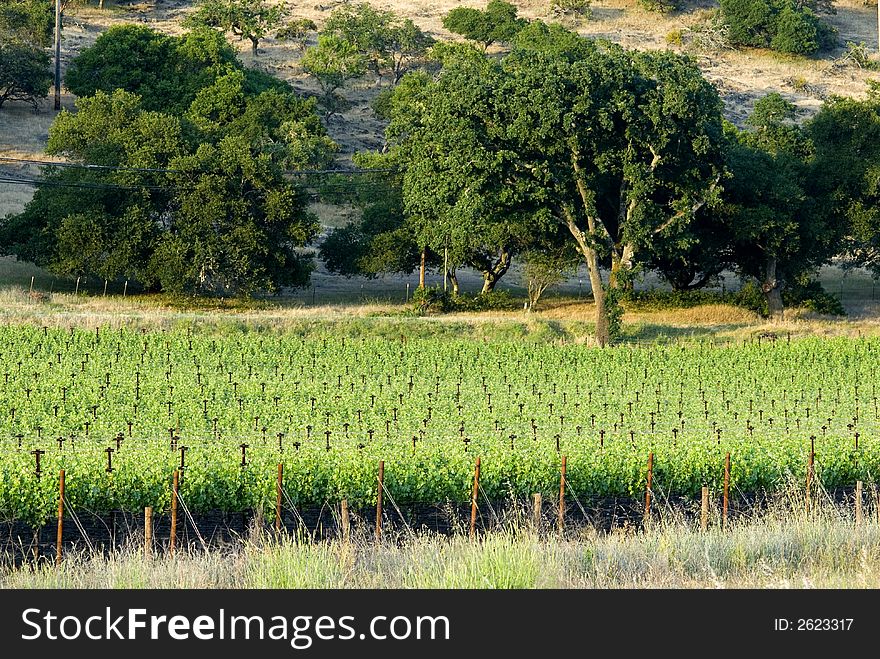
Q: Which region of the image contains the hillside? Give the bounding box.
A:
[2,0,878,172]
[0,0,878,308]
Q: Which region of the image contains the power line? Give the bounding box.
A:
[0,176,174,192]
[0,156,394,177]
[0,176,389,198]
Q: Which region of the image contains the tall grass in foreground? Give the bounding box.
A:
[4,492,880,588]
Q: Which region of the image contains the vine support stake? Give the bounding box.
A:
[56,469,65,567]
[470,456,481,541]
[340,499,350,543]
[723,452,731,531]
[558,455,567,535]
[170,470,179,557]
[644,452,654,529]
[275,463,283,535]
[806,437,815,515]
[701,485,709,532]
[144,507,152,560]
[375,460,384,542]
[856,480,863,527]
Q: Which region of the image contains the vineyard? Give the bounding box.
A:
[0,325,878,529]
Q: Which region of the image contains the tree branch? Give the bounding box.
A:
[651,173,721,236]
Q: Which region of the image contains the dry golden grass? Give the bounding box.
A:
[7,0,872,167]
[6,491,880,588]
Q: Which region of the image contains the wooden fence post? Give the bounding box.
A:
[855,480,863,527]
[644,452,654,528]
[558,455,567,535]
[532,493,542,531]
[806,437,815,514]
[340,499,350,543]
[470,456,481,540]
[275,463,283,534]
[56,469,65,566]
[144,507,152,559]
[375,460,384,541]
[701,485,709,532]
[722,452,731,530]
[170,470,179,557]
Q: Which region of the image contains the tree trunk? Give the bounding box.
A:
[251,37,259,57]
[762,255,784,321]
[568,150,612,347]
[479,248,511,294]
[53,0,61,110]
[562,207,609,347]
[609,243,635,291]
[418,249,426,289]
[448,270,459,296]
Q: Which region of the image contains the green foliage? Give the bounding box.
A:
[318,173,425,278]
[783,278,845,315]
[0,27,332,297]
[603,284,625,340]
[836,42,880,70]
[637,0,682,13]
[442,0,528,49]
[323,3,434,83]
[184,0,286,56]
[411,285,518,313]
[550,0,592,18]
[624,279,844,316]
[0,0,53,46]
[808,93,880,278]
[710,97,844,317]
[275,17,317,52]
[382,23,726,343]
[770,5,821,55]
[719,0,836,55]
[63,25,289,115]
[0,38,51,110]
[2,327,877,525]
[300,34,368,118]
[522,243,579,311]
[665,29,684,46]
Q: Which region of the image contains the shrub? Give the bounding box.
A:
[621,279,844,317]
[638,0,682,13]
[410,286,518,314]
[665,29,684,46]
[770,5,820,54]
[550,0,592,18]
[0,39,51,110]
[783,279,845,315]
[719,0,836,55]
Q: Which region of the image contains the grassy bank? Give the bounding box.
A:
[5,497,880,589]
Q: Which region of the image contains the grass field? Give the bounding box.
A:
[4,494,880,588]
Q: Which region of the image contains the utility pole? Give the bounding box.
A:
[53,0,61,111]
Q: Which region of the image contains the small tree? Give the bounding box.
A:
[275,17,317,52]
[442,0,527,50]
[719,0,836,55]
[0,39,51,110]
[637,0,681,13]
[550,0,592,19]
[323,4,434,82]
[185,0,286,57]
[0,0,54,46]
[301,35,368,118]
[522,245,579,311]
[387,18,435,83]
